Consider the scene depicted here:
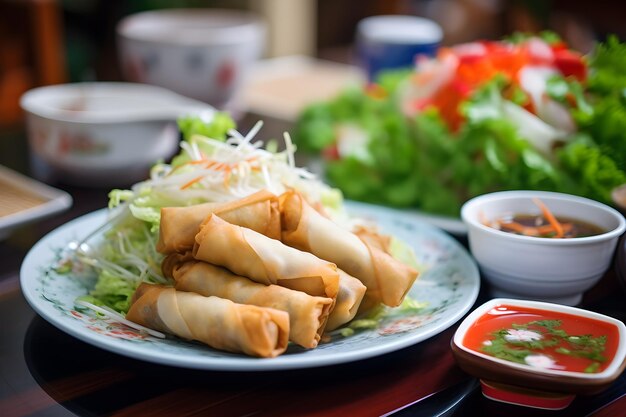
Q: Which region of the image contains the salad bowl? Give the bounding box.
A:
[451,298,626,410]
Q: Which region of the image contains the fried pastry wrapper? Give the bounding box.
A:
[157,189,280,254]
[325,269,367,331]
[126,283,289,358]
[192,214,340,300]
[165,257,333,348]
[280,190,418,307]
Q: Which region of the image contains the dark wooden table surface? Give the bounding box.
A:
[1,120,626,417]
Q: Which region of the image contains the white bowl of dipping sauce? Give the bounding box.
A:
[20,82,213,187]
[461,191,626,305]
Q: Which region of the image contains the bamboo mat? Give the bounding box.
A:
[0,177,47,217]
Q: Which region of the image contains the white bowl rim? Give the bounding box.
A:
[461,190,626,245]
[453,298,626,380]
[117,8,265,45]
[357,15,443,45]
[20,82,213,124]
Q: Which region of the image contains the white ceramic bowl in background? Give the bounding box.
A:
[20,82,214,187]
[117,8,266,108]
[461,191,626,305]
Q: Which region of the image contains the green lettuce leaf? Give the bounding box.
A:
[177,112,235,142]
[84,269,138,313]
[557,135,626,204]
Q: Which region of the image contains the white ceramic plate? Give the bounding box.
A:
[402,208,466,236]
[20,202,480,371]
[301,159,467,236]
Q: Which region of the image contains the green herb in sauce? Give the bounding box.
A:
[482,320,607,373]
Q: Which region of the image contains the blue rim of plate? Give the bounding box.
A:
[345,199,467,236]
[20,203,479,371]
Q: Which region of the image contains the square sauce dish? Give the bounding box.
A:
[451,298,626,410]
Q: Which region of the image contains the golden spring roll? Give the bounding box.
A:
[161,251,195,278]
[280,190,418,307]
[353,226,391,253]
[126,283,289,358]
[193,214,340,299]
[356,295,383,317]
[325,270,367,331]
[157,189,280,253]
[165,258,333,348]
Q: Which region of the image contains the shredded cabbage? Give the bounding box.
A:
[70,113,424,336]
[73,114,345,313]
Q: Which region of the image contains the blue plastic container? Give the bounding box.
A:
[356,15,443,81]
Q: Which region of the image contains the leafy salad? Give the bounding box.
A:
[66,113,422,334]
[295,33,626,217]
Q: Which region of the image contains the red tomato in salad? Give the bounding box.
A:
[402,37,585,131]
[553,49,587,81]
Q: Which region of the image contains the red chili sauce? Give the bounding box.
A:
[463,305,619,373]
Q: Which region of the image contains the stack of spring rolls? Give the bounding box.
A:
[126,189,419,358]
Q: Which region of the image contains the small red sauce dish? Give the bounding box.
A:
[451,298,626,410]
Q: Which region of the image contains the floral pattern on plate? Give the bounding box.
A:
[21,201,480,370]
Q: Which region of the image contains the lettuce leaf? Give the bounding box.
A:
[171,112,236,168]
[82,269,138,313]
[82,114,239,313]
[295,37,626,217]
[572,37,626,173]
[586,35,626,96]
[557,135,626,204]
[177,112,235,142]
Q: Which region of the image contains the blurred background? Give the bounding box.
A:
[1,0,625,171]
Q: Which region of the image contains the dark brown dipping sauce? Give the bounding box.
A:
[500,215,606,238]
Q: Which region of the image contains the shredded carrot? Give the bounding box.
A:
[537,222,573,236]
[479,210,489,226]
[493,196,573,238]
[500,221,574,237]
[213,162,227,171]
[188,159,209,165]
[180,176,203,190]
[500,221,540,236]
[167,158,208,175]
[532,198,564,238]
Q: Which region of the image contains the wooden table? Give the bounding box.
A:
[1,121,625,417]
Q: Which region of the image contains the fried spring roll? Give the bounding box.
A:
[157,189,280,254]
[325,270,367,331]
[126,283,289,358]
[192,214,340,300]
[165,257,333,348]
[280,190,418,307]
[353,226,392,253]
